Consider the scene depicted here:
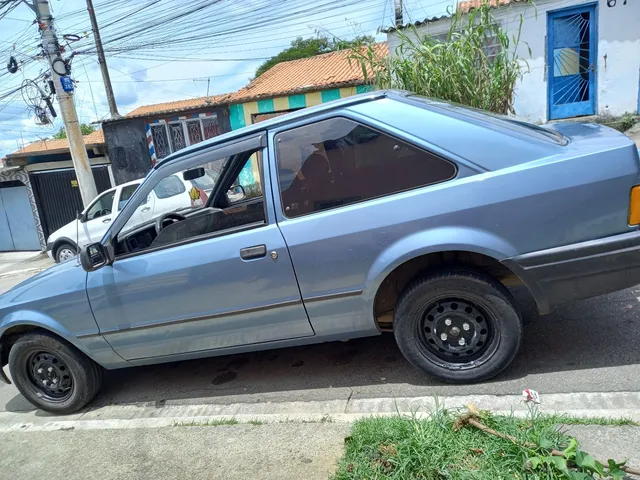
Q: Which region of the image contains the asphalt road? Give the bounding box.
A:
[1,276,639,414]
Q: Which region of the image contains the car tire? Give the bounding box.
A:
[393,269,522,383]
[55,242,77,263]
[8,331,102,414]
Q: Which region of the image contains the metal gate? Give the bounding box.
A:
[29,166,112,239]
[547,3,597,120]
[0,182,41,251]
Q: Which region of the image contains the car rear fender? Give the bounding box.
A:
[363,226,520,303]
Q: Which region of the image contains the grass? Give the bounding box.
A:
[332,409,635,479]
[547,414,639,427]
[173,418,239,427]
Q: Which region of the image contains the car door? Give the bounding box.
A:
[85,134,314,361]
[116,182,154,229]
[80,188,117,245]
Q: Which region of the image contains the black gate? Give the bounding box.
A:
[29,166,112,239]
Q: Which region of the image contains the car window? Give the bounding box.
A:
[275,117,457,218]
[85,190,116,220]
[118,184,140,211]
[116,148,265,256]
[154,175,186,199]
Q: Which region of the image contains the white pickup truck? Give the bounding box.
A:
[46,170,220,262]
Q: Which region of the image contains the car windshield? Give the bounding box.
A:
[409,95,569,145]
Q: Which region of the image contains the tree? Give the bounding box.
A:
[254,35,375,78]
[51,123,97,139]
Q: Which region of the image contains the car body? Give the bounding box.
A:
[2,90,640,413]
[46,170,222,262]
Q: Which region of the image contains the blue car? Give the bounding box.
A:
[2,91,639,413]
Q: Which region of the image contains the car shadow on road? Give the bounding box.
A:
[5,287,640,413]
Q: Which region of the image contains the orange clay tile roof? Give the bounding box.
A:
[11,129,104,156]
[121,43,388,119]
[457,0,519,13]
[227,43,388,103]
[125,94,230,119]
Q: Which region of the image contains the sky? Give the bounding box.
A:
[0,0,454,158]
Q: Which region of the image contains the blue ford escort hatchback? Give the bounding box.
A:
[2,91,640,413]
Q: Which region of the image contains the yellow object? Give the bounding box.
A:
[189,186,200,201]
[629,186,640,225]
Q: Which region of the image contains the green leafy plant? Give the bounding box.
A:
[526,436,627,479]
[51,123,96,139]
[351,1,532,114]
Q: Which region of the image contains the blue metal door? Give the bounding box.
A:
[0,186,40,251]
[548,4,597,120]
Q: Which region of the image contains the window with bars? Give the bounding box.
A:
[149,114,221,159]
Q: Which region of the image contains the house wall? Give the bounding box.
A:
[228,86,375,130]
[0,168,46,250]
[103,106,231,185]
[387,0,640,123]
[103,118,150,185]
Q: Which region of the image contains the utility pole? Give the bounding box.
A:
[30,0,98,206]
[394,0,403,27]
[86,0,120,118]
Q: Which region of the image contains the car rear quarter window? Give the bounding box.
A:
[153,175,186,199]
[275,117,457,218]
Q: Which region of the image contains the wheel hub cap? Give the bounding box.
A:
[60,249,75,261]
[28,352,72,399]
[420,299,491,362]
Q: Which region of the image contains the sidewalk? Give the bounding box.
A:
[0,420,637,480]
[0,423,351,480]
[0,251,54,294]
[0,251,52,277]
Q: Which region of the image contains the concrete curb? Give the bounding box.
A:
[2,391,640,433]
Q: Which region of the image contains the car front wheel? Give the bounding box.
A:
[393,270,522,383]
[8,331,102,414]
[55,242,77,263]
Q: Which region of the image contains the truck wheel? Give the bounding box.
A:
[393,270,522,383]
[8,331,102,414]
[55,243,77,263]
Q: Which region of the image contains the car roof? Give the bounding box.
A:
[154,89,395,168]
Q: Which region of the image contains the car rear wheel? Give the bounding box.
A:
[393,270,522,383]
[55,243,77,263]
[8,331,102,414]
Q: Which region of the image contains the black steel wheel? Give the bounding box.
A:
[8,331,102,414]
[418,298,497,366]
[26,350,74,402]
[393,270,522,383]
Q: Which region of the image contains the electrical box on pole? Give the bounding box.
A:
[31,0,98,207]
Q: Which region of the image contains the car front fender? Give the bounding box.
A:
[362,226,519,304]
[0,311,130,371]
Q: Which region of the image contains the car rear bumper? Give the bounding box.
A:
[503,230,640,314]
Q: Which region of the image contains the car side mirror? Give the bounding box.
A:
[80,243,109,272]
[77,212,86,223]
[227,185,246,202]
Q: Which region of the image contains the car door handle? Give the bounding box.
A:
[240,245,267,260]
[141,206,151,212]
[102,218,112,224]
